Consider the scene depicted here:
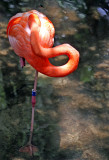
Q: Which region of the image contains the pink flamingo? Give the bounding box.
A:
[7,10,79,155]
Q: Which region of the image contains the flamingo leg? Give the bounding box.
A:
[19,70,38,156]
[29,70,38,144]
[20,57,25,68]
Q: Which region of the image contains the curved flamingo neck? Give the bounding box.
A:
[29,19,79,77]
[41,46,79,77]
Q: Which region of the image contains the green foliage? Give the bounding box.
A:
[80,65,94,82]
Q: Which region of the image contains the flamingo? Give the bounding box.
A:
[7,10,79,155]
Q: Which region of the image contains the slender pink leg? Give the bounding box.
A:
[28,70,38,144]
[20,57,25,68]
[19,70,38,156]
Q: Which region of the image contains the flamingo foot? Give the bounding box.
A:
[19,144,38,156]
